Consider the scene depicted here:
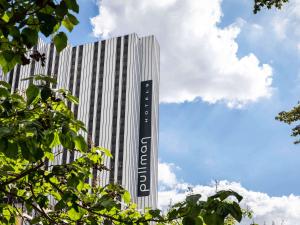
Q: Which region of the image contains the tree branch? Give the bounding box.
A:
[0,187,57,224]
[1,162,44,186]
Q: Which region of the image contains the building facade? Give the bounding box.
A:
[1,34,159,209]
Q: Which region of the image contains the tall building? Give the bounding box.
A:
[1,34,159,209]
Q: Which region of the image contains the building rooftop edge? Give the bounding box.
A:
[39,33,159,48]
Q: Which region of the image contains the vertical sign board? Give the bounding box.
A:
[137,80,152,197]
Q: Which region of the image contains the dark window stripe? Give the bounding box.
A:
[109,37,122,183]
[94,41,106,146]
[117,35,129,184]
[29,46,37,84]
[73,45,83,119]
[88,42,99,185]
[43,44,54,170]
[8,68,14,88]
[88,42,99,136]
[67,47,77,109]
[52,50,60,89]
[92,41,106,186]
[86,42,99,185]
[13,65,21,91]
[46,43,55,86]
[70,45,83,163]
[62,46,77,164]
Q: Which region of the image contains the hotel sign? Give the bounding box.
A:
[137,80,152,197]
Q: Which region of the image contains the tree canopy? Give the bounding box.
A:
[253,0,289,13]
[276,104,300,144]
[0,0,79,73]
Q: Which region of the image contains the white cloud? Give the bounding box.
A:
[158,162,300,225]
[91,0,273,107]
[158,162,178,189]
[270,0,300,42]
[272,17,289,40]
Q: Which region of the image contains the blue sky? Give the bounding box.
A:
[67,0,300,215]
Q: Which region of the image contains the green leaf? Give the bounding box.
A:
[44,132,54,146]
[32,147,44,161]
[210,190,243,202]
[55,200,66,211]
[2,207,11,222]
[30,216,42,224]
[64,0,79,13]
[62,17,75,32]
[50,132,60,148]
[2,12,10,22]
[56,1,68,17]
[68,14,79,26]
[61,13,79,32]
[53,32,68,52]
[68,208,81,221]
[20,141,44,162]
[74,135,88,152]
[203,213,224,225]
[123,191,131,204]
[195,217,204,225]
[36,195,48,208]
[8,26,20,38]
[0,0,9,8]
[100,198,116,209]
[67,174,79,188]
[183,216,196,225]
[168,209,179,220]
[21,28,38,48]
[0,87,9,97]
[0,127,11,138]
[76,180,84,192]
[41,86,52,101]
[0,55,16,73]
[149,209,161,217]
[59,133,75,149]
[66,92,78,104]
[93,146,112,158]
[227,202,243,222]
[37,13,57,37]
[20,141,34,162]
[2,50,14,62]
[0,81,11,89]
[26,84,40,105]
[0,138,8,153]
[186,194,202,205]
[5,141,18,158]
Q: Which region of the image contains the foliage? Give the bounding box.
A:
[0,0,79,73]
[0,77,245,224]
[225,207,254,225]
[253,0,289,13]
[276,103,300,144]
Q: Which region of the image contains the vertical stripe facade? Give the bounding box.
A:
[52,49,60,89]
[117,35,129,184]
[109,37,122,183]
[13,65,21,90]
[29,45,38,84]
[1,34,159,210]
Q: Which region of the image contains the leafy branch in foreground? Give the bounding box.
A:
[0,0,79,73]
[276,103,300,144]
[0,76,245,224]
[253,0,289,13]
